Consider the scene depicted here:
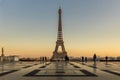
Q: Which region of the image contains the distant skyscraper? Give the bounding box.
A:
[51,7,68,60]
[1,47,4,57]
[0,47,5,62]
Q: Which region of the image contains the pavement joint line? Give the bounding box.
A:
[0,70,19,76]
[24,69,98,77]
[39,66,46,68]
[101,70,120,76]
[22,66,32,68]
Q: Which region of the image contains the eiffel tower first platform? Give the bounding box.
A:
[51,7,68,61]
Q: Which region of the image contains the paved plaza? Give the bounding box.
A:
[0,61,119,80]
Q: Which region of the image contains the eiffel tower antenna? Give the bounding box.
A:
[58,0,61,6]
[58,0,63,8]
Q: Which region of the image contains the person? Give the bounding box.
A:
[39,57,42,63]
[65,55,69,62]
[45,57,47,62]
[93,53,97,67]
[81,56,84,64]
[105,56,108,65]
[85,57,87,63]
[64,55,69,66]
[42,57,44,64]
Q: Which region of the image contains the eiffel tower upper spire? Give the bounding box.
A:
[58,7,62,31]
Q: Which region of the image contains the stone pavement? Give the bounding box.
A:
[0,61,119,80]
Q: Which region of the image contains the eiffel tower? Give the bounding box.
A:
[51,7,68,61]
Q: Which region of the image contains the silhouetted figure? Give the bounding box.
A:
[81,56,84,64]
[39,57,41,63]
[105,56,108,65]
[64,55,69,66]
[42,57,44,64]
[45,57,47,62]
[85,57,88,63]
[65,55,69,62]
[93,54,97,67]
[44,57,47,65]
[42,57,44,62]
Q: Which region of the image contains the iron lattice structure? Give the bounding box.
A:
[51,8,68,61]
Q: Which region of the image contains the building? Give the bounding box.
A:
[8,55,19,62]
[0,48,19,62]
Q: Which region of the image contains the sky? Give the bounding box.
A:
[0,0,120,58]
